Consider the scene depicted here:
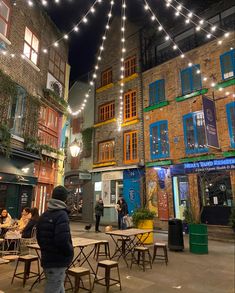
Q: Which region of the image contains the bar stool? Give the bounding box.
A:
[93,260,122,292]
[152,242,168,265]
[11,254,40,287]
[66,267,92,292]
[130,246,152,272]
[94,240,110,261]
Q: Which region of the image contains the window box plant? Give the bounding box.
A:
[132,207,155,244]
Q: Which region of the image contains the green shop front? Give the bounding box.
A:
[171,157,235,226]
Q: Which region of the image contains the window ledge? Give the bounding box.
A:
[121,119,139,127]
[223,150,235,158]
[94,118,116,128]
[179,154,215,163]
[93,161,116,168]
[96,83,114,93]
[215,77,235,90]
[0,33,11,45]
[23,56,40,72]
[119,73,138,84]
[11,134,24,142]
[176,88,208,102]
[146,160,172,168]
[144,101,169,112]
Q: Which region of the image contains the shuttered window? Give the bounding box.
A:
[181,65,202,95]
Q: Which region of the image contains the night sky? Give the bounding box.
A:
[44,0,221,84]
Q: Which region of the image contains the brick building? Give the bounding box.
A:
[92,18,145,224]
[0,0,70,217]
[142,3,235,228]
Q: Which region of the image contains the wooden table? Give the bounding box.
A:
[106,228,153,266]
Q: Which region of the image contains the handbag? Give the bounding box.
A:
[123,215,133,228]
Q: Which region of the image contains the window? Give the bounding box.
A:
[98,140,114,162]
[149,79,165,106]
[181,65,202,95]
[23,27,39,65]
[8,88,25,137]
[183,111,208,154]
[101,68,112,86]
[220,49,235,80]
[124,90,137,122]
[49,48,66,84]
[226,101,235,148]
[0,0,10,37]
[99,102,115,122]
[150,120,169,159]
[124,56,136,77]
[124,131,138,163]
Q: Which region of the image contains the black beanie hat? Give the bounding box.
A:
[52,185,69,202]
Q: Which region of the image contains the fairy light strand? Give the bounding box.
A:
[68,0,115,116]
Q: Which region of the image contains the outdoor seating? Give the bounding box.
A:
[93,260,122,292]
[11,254,40,287]
[66,267,92,292]
[130,246,152,272]
[93,240,110,261]
[152,242,168,265]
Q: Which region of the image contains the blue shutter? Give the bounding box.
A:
[157,80,165,102]
[192,65,202,91]
[226,101,235,147]
[181,68,191,95]
[220,50,235,80]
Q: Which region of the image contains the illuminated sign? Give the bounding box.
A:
[184,158,235,172]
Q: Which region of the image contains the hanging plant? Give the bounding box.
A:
[43,88,68,109]
[24,136,40,153]
[82,127,93,157]
[0,123,11,157]
[0,69,18,97]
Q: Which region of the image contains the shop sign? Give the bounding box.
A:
[184,158,235,173]
[102,171,123,181]
[79,173,91,180]
[202,96,219,149]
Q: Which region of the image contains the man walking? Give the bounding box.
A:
[36,186,74,293]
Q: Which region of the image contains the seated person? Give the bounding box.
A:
[18,207,31,232]
[22,207,39,238]
[0,209,12,237]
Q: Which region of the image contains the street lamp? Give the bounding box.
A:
[69,139,82,157]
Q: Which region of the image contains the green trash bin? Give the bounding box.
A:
[189,224,208,254]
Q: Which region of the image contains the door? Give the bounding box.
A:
[173,176,189,220]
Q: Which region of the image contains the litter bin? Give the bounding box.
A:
[168,218,184,251]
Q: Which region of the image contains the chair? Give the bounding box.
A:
[93,260,122,292]
[20,226,37,254]
[66,267,92,292]
[93,240,110,261]
[152,242,168,265]
[130,246,152,271]
[11,254,40,287]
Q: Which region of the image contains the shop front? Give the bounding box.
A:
[171,158,235,226]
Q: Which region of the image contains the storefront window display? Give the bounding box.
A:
[173,176,189,220]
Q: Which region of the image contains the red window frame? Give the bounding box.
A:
[0,0,10,37]
[124,131,138,164]
[124,56,136,77]
[124,90,137,122]
[98,140,115,162]
[49,48,66,85]
[101,68,112,87]
[99,102,115,122]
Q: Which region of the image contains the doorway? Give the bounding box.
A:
[173,176,189,220]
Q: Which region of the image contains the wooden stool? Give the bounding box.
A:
[94,240,110,261]
[93,260,122,292]
[152,242,168,265]
[67,267,92,292]
[130,247,152,271]
[11,254,40,287]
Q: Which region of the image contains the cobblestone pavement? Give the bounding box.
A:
[0,221,234,293]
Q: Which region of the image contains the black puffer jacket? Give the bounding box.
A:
[36,199,74,268]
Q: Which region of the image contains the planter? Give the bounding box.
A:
[137,220,154,244]
[189,223,208,254]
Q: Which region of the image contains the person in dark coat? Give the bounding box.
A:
[95,198,104,232]
[36,186,74,293]
[116,196,128,230]
[22,207,39,238]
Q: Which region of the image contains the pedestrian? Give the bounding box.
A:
[36,185,74,293]
[116,196,128,229]
[95,198,104,232]
[22,207,39,238]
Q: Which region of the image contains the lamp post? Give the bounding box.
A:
[69,139,82,157]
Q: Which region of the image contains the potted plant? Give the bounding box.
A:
[183,200,208,254]
[229,204,235,233]
[132,207,155,244]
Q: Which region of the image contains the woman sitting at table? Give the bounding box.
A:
[22,207,39,238]
[17,207,31,232]
[0,209,12,237]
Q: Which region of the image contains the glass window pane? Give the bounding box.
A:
[23,43,31,59]
[158,80,165,102]
[125,134,130,160]
[160,123,169,155]
[25,27,32,44]
[50,49,55,61]
[222,53,234,78]
[60,60,65,71]
[0,1,9,20]
[31,51,38,65]
[185,116,195,150]
[49,60,54,72]
[181,69,191,94]
[229,106,235,140]
[195,113,207,149]
[0,18,7,36]
[32,35,39,52]
[192,66,201,91]
[151,126,159,156]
